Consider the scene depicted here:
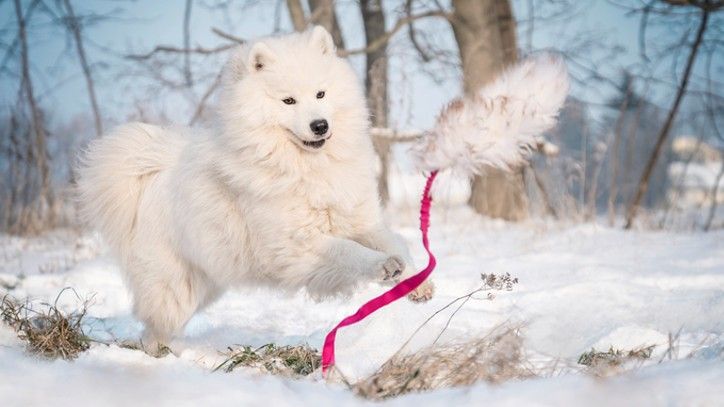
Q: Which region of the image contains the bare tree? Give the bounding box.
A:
[10,0,53,233]
[624,1,716,229]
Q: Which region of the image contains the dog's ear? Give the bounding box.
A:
[224,46,249,81]
[223,42,276,81]
[247,41,277,73]
[310,25,335,55]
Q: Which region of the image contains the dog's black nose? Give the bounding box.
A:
[310,119,328,137]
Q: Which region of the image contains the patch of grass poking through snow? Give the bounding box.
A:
[578,345,655,376]
[215,343,321,377]
[0,290,91,360]
[353,326,533,400]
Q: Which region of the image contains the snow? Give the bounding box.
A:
[669,161,724,191]
[1,188,723,405]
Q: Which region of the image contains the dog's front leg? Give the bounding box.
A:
[356,225,414,270]
[355,225,435,302]
[301,236,404,299]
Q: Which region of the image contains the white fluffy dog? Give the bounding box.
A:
[77,27,433,349]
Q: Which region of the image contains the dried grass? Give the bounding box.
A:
[578,345,655,377]
[0,289,91,360]
[215,343,321,378]
[345,273,527,399]
[353,325,533,400]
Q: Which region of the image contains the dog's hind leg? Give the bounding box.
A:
[126,249,216,354]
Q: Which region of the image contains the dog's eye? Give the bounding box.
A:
[282,97,296,105]
[316,91,325,99]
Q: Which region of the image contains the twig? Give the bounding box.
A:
[212,27,245,44]
[393,287,484,360]
[183,0,193,86]
[126,43,235,60]
[432,295,473,345]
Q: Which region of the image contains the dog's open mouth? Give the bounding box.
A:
[301,135,331,149]
[285,128,332,151]
[302,139,326,149]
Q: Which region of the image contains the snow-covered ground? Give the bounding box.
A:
[1,182,723,405]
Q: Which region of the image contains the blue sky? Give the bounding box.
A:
[0,0,719,133]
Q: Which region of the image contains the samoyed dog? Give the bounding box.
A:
[77,26,433,349]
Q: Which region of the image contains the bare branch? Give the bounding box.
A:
[126,43,236,60]
[338,10,450,57]
[126,25,244,61]
[405,0,433,62]
[61,0,102,137]
[212,27,245,44]
[0,0,40,69]
[662,0,724,12]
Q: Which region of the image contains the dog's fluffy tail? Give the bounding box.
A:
[414,54,569,174]
[76,123,182,250]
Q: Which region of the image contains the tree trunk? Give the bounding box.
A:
[13,0,53,233]
[286,0,306,31]
[307,0,345,49]
[624,8,709,229]
[606,86,632,225]
[360,0,391,203]
[450,0,526,220]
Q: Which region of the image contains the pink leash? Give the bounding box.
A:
[321,170,438,375]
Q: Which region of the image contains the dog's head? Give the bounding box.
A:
[220,26,367,154]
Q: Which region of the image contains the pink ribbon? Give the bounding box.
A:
[321,170,438,375]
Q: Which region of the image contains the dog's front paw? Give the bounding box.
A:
[408,279,434,303]
[379,255,405,281]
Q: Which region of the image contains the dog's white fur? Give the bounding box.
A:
[76,27,432,347]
